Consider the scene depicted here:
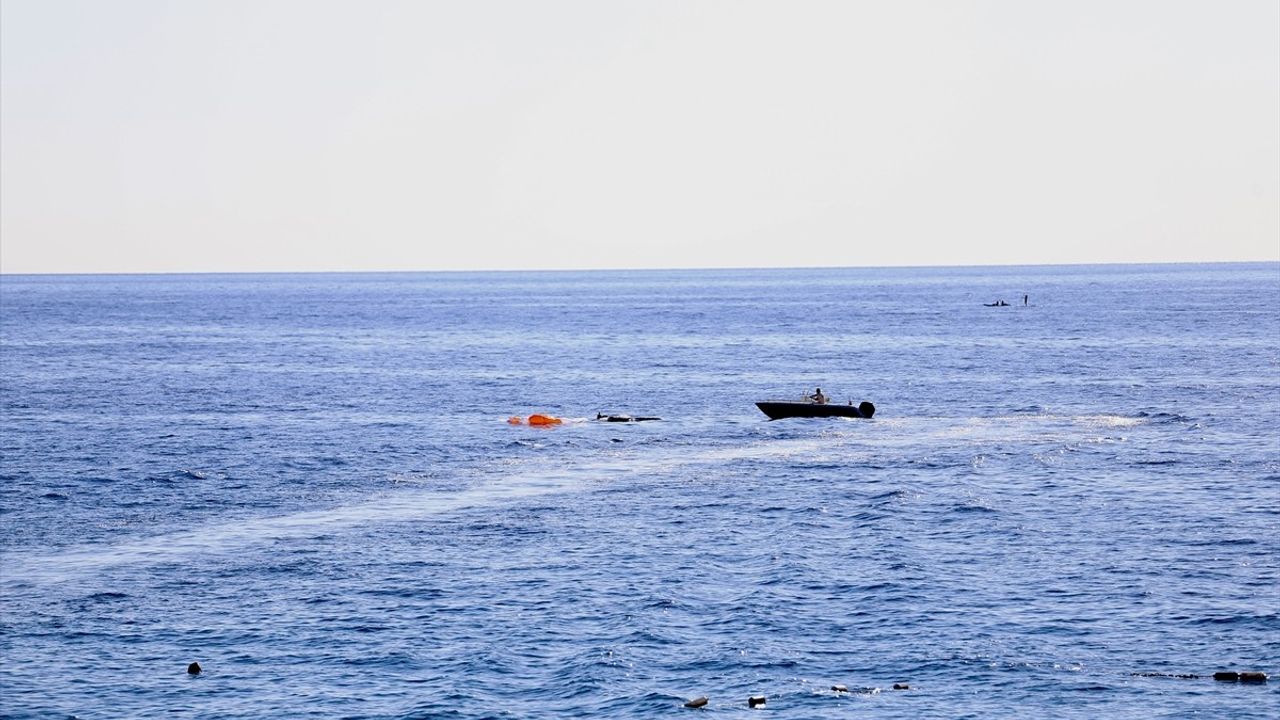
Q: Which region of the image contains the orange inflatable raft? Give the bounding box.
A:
[508,414,563,426]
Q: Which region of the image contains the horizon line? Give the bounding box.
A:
[2,258,1278,278]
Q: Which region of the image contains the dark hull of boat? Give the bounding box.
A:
[755,401,875,420]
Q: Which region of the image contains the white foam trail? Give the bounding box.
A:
[1,465,599,588]
[867,414,1145,446]
[2,437,784,586]
[1075,415,1144,428]
[0,413,1144,587]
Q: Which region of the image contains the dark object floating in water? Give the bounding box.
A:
[1216,671,1269,683]
[683,696,708,708]
[747,695,766,708]
[1132,672,1202,679]
[755,400,875,420]
[187,662,202,675]
[984,300,1011,306]
[596,413,661,422]
[892,683,910,690]
[829,684,880,695]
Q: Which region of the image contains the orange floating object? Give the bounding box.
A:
[527,414,562,426]
[507,416,523,425]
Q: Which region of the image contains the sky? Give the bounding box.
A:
[2,0,1277,274]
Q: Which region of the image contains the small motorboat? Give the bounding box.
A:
[755,399,875,420]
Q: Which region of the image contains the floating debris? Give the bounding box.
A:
[748,695,767,708]
[1131,672,1201,680]
[1213,671,1270,682]
[683,696,708,708]
[596,413,661,422]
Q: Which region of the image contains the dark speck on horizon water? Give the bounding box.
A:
[1,263,1277,719]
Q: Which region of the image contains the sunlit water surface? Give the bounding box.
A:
[2,264,1277,718]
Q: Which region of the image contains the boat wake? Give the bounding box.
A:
[0,413,1151,588]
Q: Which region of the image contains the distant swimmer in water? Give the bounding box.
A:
[809,387,828,404]
[984,300,1010,307]
[1024,294,1028,305]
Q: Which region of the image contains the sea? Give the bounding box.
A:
[0,263,1277,719]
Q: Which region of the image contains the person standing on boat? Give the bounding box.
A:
[810,387,828,404]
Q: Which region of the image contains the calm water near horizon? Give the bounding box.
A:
[1,263,1277,718]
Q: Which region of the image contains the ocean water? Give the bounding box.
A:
[1,263,1277,719]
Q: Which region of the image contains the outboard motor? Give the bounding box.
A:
[858,401,876,418]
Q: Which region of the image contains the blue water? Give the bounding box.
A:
[1,264,1277,718]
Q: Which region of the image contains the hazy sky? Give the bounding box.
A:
[2,0,1277,273]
